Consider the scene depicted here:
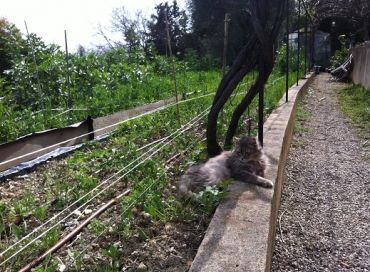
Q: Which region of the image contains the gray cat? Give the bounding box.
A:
[178,136,273,196]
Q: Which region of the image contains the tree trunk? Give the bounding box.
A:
[206,0,286,157]
[206,55,258,156]
[224,43,274,147]
[363,18,370,41]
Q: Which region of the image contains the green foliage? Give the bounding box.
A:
[192,185,228,215]
[11,224,25,239]
[13,192,35,219]
[330,36,350,68]
[275,43,306,74]
[102,244,121,270]
[33,256,59,272]
[0,18,25,74]
[0,39,221,143]
[41,227,60,251]
[147,0,188,56]
[34,205,48,222]
[0,201,6,239]
[189,0,250,65]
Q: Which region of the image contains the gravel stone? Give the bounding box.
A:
[272,74,370,271]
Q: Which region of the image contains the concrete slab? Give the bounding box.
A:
[189,74,315,272]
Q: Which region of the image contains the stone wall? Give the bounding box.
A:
[351,42,370,91]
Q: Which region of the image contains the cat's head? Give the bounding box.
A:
[234,136,262,159]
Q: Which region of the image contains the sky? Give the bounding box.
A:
[1,0,186,52]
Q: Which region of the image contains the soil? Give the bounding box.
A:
[272,73,370,271]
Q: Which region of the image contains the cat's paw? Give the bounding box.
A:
[262,179,274,188]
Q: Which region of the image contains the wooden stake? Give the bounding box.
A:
[165,8,180,125]
[286,0,290,102]
[222,13,231,76]
[221,13,231,122]
[24,21,43,110]
[64,30,72,110]
[296,0,301,86]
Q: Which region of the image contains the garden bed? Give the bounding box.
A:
[0,72,295,271]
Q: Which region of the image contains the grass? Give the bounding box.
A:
[289,86,313,150]
[294,96,311,136]
[337,84,370,139]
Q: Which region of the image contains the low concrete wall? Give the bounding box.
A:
[189,74,315,272]
[351,42,370,91]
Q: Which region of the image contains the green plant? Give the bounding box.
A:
[192,184,229,215]
[275,43,305,74]
[102,244,121,270]
[10,224,25,240]
[41,227,60,251]
[67,250,83,271]
[89,219,106,235]
[0,201,8,242]
[13,192,35,219]
[338,84,370,138]
[34,205,48,222]
[330,35,350,68]
[33,256,59,272]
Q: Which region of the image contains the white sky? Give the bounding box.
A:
[1,0,186,52]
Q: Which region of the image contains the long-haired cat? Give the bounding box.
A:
[178,136,273,196]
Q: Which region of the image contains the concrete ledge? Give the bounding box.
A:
[189,74,315,272]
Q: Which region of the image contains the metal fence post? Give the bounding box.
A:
[286,0,290,102]
[296,0,301,86]
[258,86,264,146]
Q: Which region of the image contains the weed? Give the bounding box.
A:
[41,227,61,251]
[192,182,230,215]
[337,84,370,139]
[34,205,48,222]
[89,219,106,236]
[102,244,121,270]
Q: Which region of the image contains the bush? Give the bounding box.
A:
[330,35,350,68]
[275,43,305,74]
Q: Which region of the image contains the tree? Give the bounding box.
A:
[147,1,189,56]
[189,0,251,65]
[206,0,287,156]
[0,18,24,74]
[111,8,148,51]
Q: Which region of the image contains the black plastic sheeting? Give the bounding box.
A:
[0,134,109,182]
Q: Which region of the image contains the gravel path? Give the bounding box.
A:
[272,73,370,271]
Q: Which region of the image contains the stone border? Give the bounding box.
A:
[189,73,315,272]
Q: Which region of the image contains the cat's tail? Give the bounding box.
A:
[178,175,193,197]
[178,164,204,197]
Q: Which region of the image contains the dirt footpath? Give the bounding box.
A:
[272,73,370,271]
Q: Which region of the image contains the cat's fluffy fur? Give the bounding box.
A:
[178,136,273,195]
